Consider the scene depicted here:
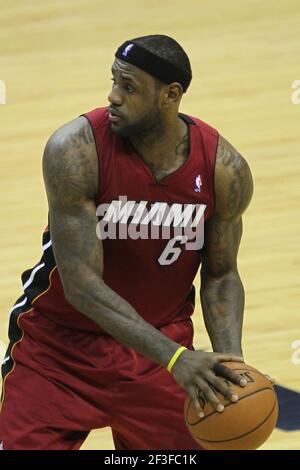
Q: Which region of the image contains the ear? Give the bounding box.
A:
[163,82,183,107]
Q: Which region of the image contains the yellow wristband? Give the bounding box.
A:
[167,346,187,373]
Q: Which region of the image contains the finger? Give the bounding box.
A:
[216,354,244,363]
[205,372,239,402]
[213,362,247,387]
[187,386,205,419]
[194,378,224,413]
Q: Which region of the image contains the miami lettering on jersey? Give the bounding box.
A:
[96,196,206,266]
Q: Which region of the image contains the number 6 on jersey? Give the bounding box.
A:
[158,235,188,266]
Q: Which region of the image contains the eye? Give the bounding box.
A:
[110,78,134,93]
[124,83,134,93]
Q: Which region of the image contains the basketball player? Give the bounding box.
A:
[0,35,254,450]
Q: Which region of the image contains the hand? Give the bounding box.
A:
[171,349,246,418]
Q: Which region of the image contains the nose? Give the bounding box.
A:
[107,86,123,107]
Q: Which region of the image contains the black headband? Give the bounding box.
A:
[115,41,192,92]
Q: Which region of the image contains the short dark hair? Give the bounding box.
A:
[132,34,192,91]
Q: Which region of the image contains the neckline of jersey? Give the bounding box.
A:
[126,113,195,186]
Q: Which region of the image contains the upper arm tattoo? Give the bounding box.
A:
[216,135,253,220]
[42,118,103,291]
[43,118,98,207]
[201,136,253,276]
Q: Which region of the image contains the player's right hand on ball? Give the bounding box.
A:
[171,350,246,418]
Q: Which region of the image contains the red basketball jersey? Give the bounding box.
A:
[12,107,218,332]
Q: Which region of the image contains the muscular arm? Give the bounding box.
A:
[200,135,253,357]
[43,117,180,367]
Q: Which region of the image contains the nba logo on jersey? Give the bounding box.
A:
[122,44,134,56]
[0,441,4,450]
[195,174,202,193]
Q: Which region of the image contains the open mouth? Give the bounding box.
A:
[108,108,122,123]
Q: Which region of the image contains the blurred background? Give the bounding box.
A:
[0,0,299,449]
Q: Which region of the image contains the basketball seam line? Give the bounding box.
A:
[186,386,276,425]
[189,397,277,444]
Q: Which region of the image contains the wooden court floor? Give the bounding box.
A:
[0,0,299,450]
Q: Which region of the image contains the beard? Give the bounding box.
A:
[111,105,164,138]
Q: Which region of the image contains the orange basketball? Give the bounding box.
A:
[184,362,278,450]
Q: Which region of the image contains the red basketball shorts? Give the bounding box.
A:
[0,308,200,450]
